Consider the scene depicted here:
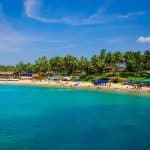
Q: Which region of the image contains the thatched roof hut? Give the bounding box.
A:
[0,72,14,79]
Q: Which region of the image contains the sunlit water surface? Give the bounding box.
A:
[0,85,150,150]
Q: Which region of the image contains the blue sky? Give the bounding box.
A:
[0,0,150,64]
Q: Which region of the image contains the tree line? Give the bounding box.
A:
[0,49,150,79]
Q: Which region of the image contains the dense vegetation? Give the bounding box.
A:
[0,49,150,80]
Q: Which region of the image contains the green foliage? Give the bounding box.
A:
[124,51,144,73]
[0,65,15,71]
[64,55,78,75]
[144,50,150,70]
[1,49,150,79]
[78,56,89,74]
[105,52,113,65]
[80,75,96,81]
[111,77,125,83]
[35,56,50,75]
[113,51,124,66]
[15,61,26,76]
[49,56,64,74]
[91,54,104,74]
[100,72,117,78]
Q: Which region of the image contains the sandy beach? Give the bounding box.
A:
[0,79,150,96]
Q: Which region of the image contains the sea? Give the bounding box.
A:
[0,84,150,150]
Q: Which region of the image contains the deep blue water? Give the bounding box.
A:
[0,84,150,150]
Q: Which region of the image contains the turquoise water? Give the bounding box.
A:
[0,85,150,150]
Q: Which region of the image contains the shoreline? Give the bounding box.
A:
[0,79,150,97]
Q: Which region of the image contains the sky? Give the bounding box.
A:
[0,0,150,64]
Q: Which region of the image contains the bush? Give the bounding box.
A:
[120,71,150,78]
[80,75,96,81]
[111,77,124,83]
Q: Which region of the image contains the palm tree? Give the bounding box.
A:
[64,55,78,75]
[35,56,50,75]
[91,55,105,74]
[99,49,107,60]
[105,52,113,66]
[15,61,26,77]
[113,51,124,67]
[49,56,65,74]
[124,51,144,73]
[78,56,89,75]
[144,50,150,70]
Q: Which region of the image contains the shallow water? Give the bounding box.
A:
[0,84,150,150]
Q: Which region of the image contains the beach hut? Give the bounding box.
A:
[137,79,150,85]
[124,80,132,85]
[62,77,71,81]
[139,79,150,83]
[104,66,114,72]
[32,74,43,80]
[22,72,33,77]
[0,72,14,79]
[21,72,33,80]
[93,79,109,85]
[49,77,59,81]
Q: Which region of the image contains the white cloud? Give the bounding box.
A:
[118,11,144,19]
[24,0,145,25]
[24,0,109,25]
[24,0,61,23]
[24,0,41,19]
[137,36,150,43]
